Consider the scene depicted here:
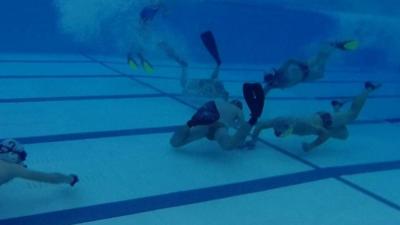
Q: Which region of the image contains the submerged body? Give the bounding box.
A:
[171,83,264,150]
[263,41,358,94]
[252,82,380,151]
[181,66,229,100]
[160,31,229,100]
[0,139,78,187]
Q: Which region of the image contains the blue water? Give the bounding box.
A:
[0,1,400,225]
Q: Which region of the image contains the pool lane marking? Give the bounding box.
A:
[2,159,400,225]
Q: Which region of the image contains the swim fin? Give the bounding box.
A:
[142,60,154,74]
[332,40,359,51]
[243,83,265,125]
[201,31,222,66]
[364,81,382,91]
[138,54,154,74]
[127,55,139,71]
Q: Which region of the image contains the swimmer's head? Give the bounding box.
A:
[264,69,279,86]
[273,119,294,138]
[0,139,27,164]
[264,73,274,84]
[230,99,243,110]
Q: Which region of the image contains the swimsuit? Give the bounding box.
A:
[317,112,333,129]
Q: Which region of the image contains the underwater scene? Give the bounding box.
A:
[0,0,400,224]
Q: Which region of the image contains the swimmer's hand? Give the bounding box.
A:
[239,140,256,150]
[69,174,79,187]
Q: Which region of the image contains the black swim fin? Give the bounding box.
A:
[243,83,265,125]
[201,31,222,66]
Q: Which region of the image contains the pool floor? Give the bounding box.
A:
[0,53,400,225]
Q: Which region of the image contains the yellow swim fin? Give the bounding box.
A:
[127,55,139,71]
[334,40,359,51]
[142,60,154,74]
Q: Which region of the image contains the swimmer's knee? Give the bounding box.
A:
[169,137,184,148]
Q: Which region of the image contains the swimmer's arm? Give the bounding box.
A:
[11,165,73,185]
[251,120,275,140]
[303,134,330,152]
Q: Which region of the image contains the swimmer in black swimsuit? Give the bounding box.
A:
[170,83,265,150]
[263,40,359,94]
[251,81,380,152]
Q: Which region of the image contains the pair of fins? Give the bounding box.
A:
[127,54,154,74]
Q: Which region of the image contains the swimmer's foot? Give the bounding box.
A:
[330,40,359,51]
[187,101,220,128]
[243,83,265,125]
[364,81,382,91]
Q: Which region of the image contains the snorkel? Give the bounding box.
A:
[0,139,27,165]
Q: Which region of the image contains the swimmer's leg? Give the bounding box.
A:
[210,65,220,81]
[346,82,381,121]
[159,41,188,67]
[307,45,335,80]
[159,41,188,88]
[170,125,209,148]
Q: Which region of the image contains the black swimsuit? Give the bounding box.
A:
[297,63,310,81]
[317,112,333,129]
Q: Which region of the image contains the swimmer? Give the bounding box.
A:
[170,83,265,150]
[160,31,229,100]
[263,40,359,94]
[127,0,167,74]
[251,81,380,152]
[0,139,79,186]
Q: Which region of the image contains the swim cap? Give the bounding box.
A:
[0,139,27,164]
